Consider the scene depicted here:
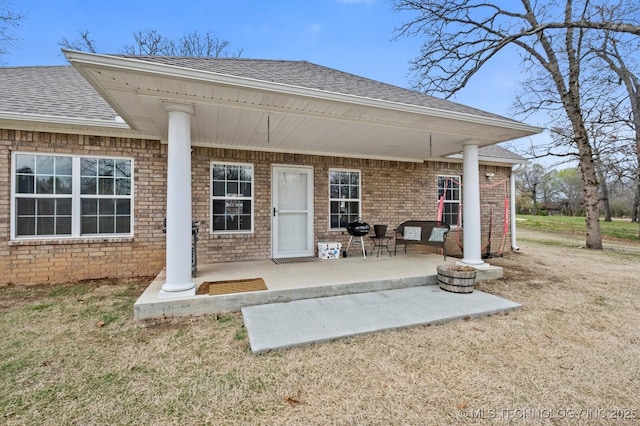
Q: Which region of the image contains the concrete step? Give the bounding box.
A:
[242,285,521,353]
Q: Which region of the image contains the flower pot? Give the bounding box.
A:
[437,264,477,293]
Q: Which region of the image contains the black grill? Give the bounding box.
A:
[162,219,201,278]
[344,219,370,259]
[346,220,370,236]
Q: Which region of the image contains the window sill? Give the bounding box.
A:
[8,236,134,246]
[210,232,254,238]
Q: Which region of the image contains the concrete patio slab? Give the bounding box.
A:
[242,286,521,353]
[134,253,504,320]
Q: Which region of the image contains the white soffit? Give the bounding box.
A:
[65,51,543,162]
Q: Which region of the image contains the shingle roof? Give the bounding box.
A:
[1,57,518,124]
[0,66,117,121]
[1,57,524,161]
[477,144,526,162]
[122,56,515,122]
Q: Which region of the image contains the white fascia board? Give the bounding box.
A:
[63,50,544,136]
[0,112,160,139]
[188,140,426,163]
[0,111,130,129]
[447,152,527,165]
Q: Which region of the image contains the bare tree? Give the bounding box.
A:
[556,168,585,215]
[59,30,97,54]
[591,120,634,221]
[517,163,549,215]
[122,29,171,55]
[393,0,640,249]
[178,31,237,57]
[60,29,242,58]
[0,0,24,59]
[543,93,632,221]
[592,23,640,222]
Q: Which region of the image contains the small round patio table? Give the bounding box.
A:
[369,235,393,257]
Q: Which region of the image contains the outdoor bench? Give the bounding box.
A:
[394,220,450,260]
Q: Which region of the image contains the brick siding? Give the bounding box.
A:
[1,130,167,285]
[1,129,513,285]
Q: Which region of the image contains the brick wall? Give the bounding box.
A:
[1,129,513,285]
[1,130,167,285]
[192,148,513,264]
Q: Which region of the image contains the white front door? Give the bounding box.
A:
[272,166,314,258]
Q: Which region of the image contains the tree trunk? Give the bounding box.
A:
[577,146,603,248]
[632,121,640,222]
[595,160,611,221]
[552,5,602,249]
[531,184,538,215]
[602,195,611,221]
[567,114,603,249]
[634,141,640,223]
[633,179,639,223]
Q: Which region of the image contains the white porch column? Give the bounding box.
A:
[161,103,196,297]
[460,141,488,269]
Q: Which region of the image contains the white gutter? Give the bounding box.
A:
[63,50,543,136]
[447,153,527,165]
[188,140,426,163]
[0,112,160,139]
[510,166,520,251]
[0,111,131,129]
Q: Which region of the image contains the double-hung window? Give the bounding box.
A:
[437,175,461,227]
[211,162,253,233]
[80,157,132,235]
[329,169,361,229]
[12,153,133,239]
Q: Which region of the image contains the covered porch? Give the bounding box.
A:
[133,252,503,320]
[64,51,541,304]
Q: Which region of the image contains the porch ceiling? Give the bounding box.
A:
[65,51,542,162]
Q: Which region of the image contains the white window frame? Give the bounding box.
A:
[11,152,134,240]
[437,175,461,228]
[329,168,362,230]
[210,162,254,234]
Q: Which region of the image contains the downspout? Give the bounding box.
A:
[510,166,520,251]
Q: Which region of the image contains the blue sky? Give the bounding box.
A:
[5,0,539,136]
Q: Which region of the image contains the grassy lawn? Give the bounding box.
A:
[516,214,640,241]
[1,232,639,424]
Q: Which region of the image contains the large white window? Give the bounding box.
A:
[12,153,133,239]
[437,175,461,227]
[329,169,361,229]
[211,162,254,233]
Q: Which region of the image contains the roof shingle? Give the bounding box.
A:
[1,57,524,162]
[122,56,516,122]
[0,66,116,121]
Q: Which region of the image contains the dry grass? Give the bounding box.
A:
[1,230,639,425]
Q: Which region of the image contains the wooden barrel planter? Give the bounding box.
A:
[437,264,477,293]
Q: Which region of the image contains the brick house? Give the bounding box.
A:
[0,52,541,291]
